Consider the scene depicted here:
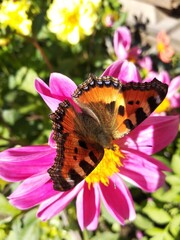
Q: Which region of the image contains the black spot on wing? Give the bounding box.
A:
[123,119,134,130]
[89,151,98,164]
[128,100,134,105]
[53,178,72,191]
[106,101,116,114]
[136,107,147,125]
[68,169,84,185]
[78,140,88,149]
[118,105,125,116]
[79,160,94,174]
[147,96,159,112]
[74,147,78,154]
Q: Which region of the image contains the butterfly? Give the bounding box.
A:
[48,74,168,191]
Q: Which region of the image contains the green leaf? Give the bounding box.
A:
[8,209,40,240]
[171,154,180,176]
[101,204,117,224]
[17,68,38,95]
[166,175,180,186]
[0,194,21,224]
[0,179,8,191]
[143,202,171,224]
[134,214,154,230]
[169,214,180,237]
[5,230,16,240]
[0,229,7,240]
[2,109,21,125]
[19,209,40,240]
[145,227,164,237]
[153,185,180,203]
[148,231,174,240]
[91,231,119,240]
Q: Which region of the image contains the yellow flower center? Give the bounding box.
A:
[66,11,79,25]
[157,42,165,53]
[155,98,170,113]
[85,144,124,189]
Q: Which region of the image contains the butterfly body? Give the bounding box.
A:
[48,74,168,191]
[74,112,113,148]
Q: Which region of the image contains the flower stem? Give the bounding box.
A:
[82,229,89,240]
[30,37,54,72]
[20,34,54,72]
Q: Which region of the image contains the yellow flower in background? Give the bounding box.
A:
[47,0,101,45]
[0,38,10,46]
[0,0,32,36]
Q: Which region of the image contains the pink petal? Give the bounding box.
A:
[145,71,170,84]
[120,149,170,192]
[118,116,179,155]
[119,61,141,83]
[76,183,100,231]
[113,27,131,59]
[35,73,77,112]
[48,131,56,148]
[138,56,152,71]
[114,43,128,61]
[168,76,180,107]
[49,73,77,100]
[35,78,60,111]
[99,175,135,224]
[9,172,58,209]
[168,76,180,94]
[0,145,55,182]
[101,60,123,79]
[159,46,174,63]
[144,71,158,82]
[102,60,141,83]
[37,181,84,221]
[157,31,170,45]
[158,71,170,85]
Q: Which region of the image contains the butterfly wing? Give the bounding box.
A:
[49,100,104,191]
[73,75,125,139]
[73,75,168,140]
[112,79,168,138]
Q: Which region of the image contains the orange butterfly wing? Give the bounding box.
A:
[113,79,168,138]
[48,100,104,191]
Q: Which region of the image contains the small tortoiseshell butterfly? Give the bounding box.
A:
[48,75,168,191]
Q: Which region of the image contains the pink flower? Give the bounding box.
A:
[138,56,153,78]
[0,61,179,230]
[156,31,174,63]
[136,230,144,239]
[113,26,153,78]
[102,12,117,28]
[145,70,180,114]
[113,26,141,63]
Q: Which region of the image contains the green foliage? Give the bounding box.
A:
[0,0,180,239]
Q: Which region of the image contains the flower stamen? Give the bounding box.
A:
[85,144,124,189]
[155,98,170,113]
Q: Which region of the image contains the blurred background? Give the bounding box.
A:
[0,0,180,239]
